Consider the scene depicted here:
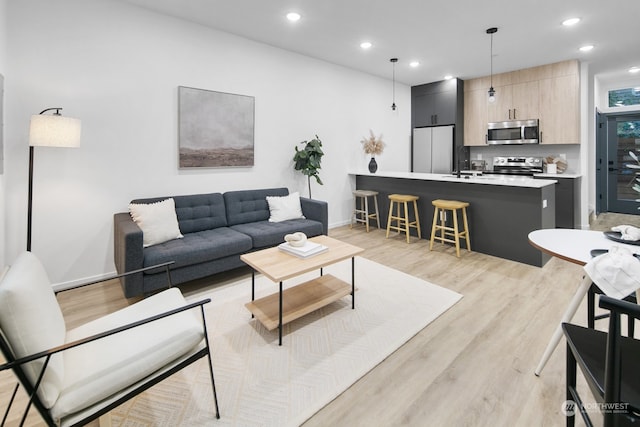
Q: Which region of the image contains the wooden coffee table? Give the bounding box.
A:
[240,235,364,345]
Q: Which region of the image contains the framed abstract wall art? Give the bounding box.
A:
[178,86,255,168]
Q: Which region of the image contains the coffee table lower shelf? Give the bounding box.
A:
[245,274,353,331]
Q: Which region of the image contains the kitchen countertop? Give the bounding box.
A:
[349,171,557,188]
[533,172,582,178]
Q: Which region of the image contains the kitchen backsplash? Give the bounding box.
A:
[468,144,580,173]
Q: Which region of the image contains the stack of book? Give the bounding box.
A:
[278,240,328,258]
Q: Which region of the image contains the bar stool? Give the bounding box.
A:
[386,194,421,243]
[429,199,471,257]
[351,190,380,232]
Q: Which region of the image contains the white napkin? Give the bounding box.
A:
[584,246,640,299]
[611,224,640,241]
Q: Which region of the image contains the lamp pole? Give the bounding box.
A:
[27,107,81,251]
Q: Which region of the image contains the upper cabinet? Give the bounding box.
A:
[411,79,462,127]
[539,61,580,145]
[464,60,579,146]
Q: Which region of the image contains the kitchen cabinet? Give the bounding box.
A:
[411,79,461,127]
[464,59,579,146]
[463,88,488,146]
[412,78,465,168]
[534,175,581,228]
[487,81,539,122]
[539,74,580,144]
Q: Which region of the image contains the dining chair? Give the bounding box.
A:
[0,251,220,427]
[587,284,636,336]
[562,295,640,427]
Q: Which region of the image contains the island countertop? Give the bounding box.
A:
[349,171,557,188]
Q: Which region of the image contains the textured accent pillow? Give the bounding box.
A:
[128,198,184,247]
[266,192,305,222]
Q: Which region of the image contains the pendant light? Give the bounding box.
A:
[390,58,398,110]
[486,27,498,103]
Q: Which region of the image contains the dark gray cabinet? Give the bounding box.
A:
[411,79,461,127]
[411,78,465,171]
[534,175,581,229]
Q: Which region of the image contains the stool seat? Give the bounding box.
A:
[386,194,421,243]
[353,190,379,197]
[431,199,469,210]
[351,190,380,232]
[430,199,471,257]
[389,194,419,203]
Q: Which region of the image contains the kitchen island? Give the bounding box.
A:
[351,171,557,266]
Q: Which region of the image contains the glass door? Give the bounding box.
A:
[606,114,640,214]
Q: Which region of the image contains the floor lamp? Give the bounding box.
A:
[27,107,81,251]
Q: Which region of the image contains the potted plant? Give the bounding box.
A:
[360,130,385,173]
[293,135,324,198]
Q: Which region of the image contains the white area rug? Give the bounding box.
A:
[111,257,462,426]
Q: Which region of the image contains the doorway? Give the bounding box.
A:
[596,111,640,215]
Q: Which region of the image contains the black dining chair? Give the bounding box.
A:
[588,284,636,336]
[562,295,640,427]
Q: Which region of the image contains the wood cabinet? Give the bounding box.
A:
[464,59,579,146]
[463,88,488,146]
[487,81,539,122]
[539,72,580,144]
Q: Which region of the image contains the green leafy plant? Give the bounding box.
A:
[293,135,324,198]
[626,150,640,210]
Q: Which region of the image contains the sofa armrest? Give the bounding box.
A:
[300,197,328,235]
[113,212,145,297]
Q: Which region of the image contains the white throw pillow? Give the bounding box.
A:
[128,198,184,247]
[266,192,305,222]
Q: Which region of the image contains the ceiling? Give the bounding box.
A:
[120,0,639,86]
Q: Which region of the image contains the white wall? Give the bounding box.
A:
[0,0,7,267]
[4,0,411,286]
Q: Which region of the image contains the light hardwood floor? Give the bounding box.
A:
[2,213,638,426]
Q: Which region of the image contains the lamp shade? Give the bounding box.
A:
[29,114,81,147]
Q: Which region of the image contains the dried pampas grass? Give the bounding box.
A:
[361,130,385,156]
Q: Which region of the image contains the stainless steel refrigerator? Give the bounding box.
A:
[412,125,454,174]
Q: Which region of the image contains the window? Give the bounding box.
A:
[608,87,640,108]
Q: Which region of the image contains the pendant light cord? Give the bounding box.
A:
[490,32,493,88]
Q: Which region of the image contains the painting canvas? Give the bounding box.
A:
[178,86,255,168]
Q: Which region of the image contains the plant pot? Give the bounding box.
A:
[368,157,378,173]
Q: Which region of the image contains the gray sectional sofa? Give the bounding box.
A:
[114,188,328,298]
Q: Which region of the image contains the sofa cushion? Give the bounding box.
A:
[0,252,66,409]
[50,288,203,420]
[132,193,227,234]
[143,227,253,270]
[230,218,323,249]
[224,188,289,226]
[128,198,184,247]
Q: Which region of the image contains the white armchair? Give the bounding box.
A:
[0,251,220,426]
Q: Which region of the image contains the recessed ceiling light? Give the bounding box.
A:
[579,45,594,52]
[630,67,640,74]
[286,12,301,22]
[409,61,420,68]
[562,17,581,26]
[444,75,453,80]
[360,41,372,49]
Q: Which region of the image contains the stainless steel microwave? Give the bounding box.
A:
[487,119,539,145]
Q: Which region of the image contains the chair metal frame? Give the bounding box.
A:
[0,261,220,427]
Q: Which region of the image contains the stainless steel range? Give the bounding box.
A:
[491,156,543,176]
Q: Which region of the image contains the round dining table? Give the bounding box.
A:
[528,228,640,376]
